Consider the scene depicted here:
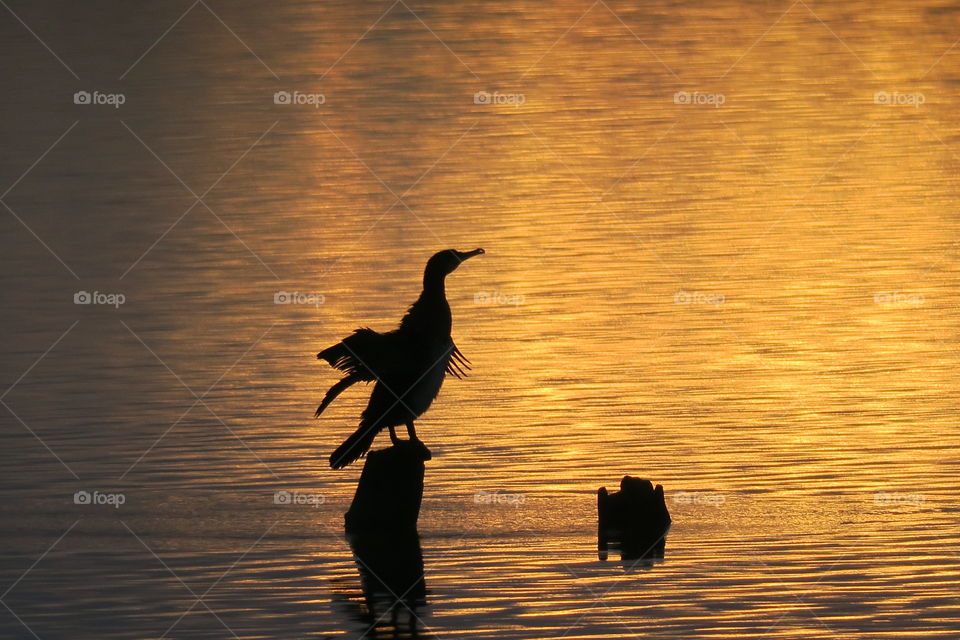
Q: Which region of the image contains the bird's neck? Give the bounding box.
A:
[401,273,451,335]
[423,269,447,297]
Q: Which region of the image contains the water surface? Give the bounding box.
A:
[1,1,958,638]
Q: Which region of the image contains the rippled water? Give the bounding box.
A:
[1,0,959,638]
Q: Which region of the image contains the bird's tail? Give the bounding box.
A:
[315,375,360,418]
[329,423,379,469]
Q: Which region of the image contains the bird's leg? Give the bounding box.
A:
[407,421,431,460]
[389,425,401,445]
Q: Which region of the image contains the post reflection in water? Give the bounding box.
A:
[597,518,668,568]
[604,534,668,572]
[333,531,432,639]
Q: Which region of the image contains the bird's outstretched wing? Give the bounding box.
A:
[314,374,361,418]
[315,328,397,418]
[446,342,472,379]
[317,328,391,380]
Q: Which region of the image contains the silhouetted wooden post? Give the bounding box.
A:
[345,440,432,533]
[598,476,671,561]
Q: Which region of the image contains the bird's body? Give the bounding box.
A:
[316,248,483,469]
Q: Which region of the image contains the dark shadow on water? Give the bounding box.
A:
[599,527,669,571]
[331,530,432,639]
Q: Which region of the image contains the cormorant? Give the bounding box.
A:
[316,248,484,469]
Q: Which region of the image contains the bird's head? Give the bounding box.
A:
[425,248,484,278]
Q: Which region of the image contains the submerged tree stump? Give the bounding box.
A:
[597,476,671,561]
[345,440,432,533]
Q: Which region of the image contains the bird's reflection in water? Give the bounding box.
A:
[334,531,432,639]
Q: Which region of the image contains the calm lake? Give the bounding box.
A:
[1,0,958,638]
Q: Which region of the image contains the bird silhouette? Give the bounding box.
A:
[316,248,484,469]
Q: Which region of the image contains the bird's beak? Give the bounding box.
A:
[462,248,485,260]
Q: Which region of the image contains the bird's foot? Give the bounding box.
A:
[387,437,431,460]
